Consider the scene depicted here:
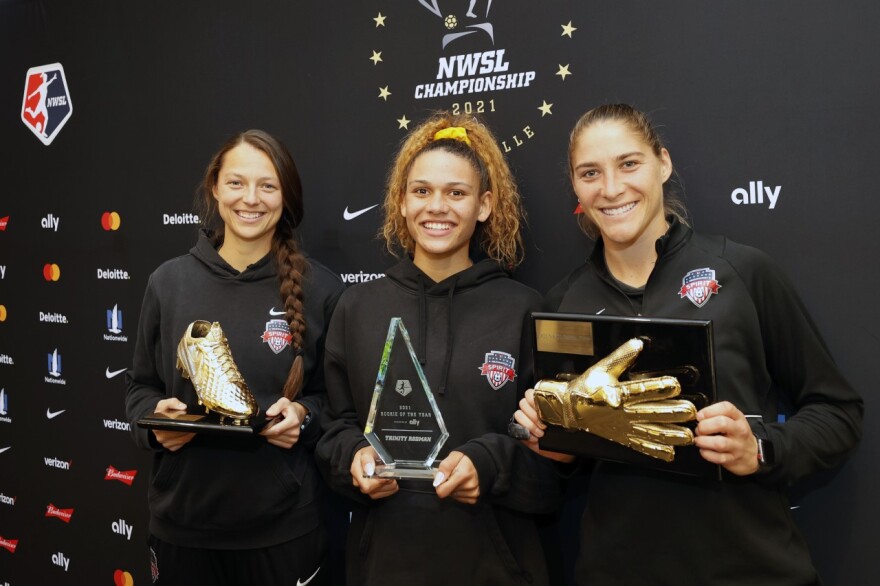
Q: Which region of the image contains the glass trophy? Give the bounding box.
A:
[364,317,449,479]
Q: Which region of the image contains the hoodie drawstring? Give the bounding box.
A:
[416,274,428,366]
[438,277,458,395]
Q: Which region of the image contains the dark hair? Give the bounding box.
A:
[568,104,689,238]
[198,129,309,399]
[381,112,525,268]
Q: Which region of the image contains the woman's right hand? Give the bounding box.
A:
[350,445,399,499]
[514,389,576,463]
[152,398,196,452]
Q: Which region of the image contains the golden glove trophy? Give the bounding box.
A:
[531,313,719,478]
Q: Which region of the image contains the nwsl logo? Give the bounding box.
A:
[21,63,73,146]
[679,268,722,308]
[261,319,292,354]
[479,350,516,390]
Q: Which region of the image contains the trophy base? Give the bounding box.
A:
[138,411,275,435]
[372,463,439,480]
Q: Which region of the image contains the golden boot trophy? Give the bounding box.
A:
[176,320,258,425]
[534,338,696,462]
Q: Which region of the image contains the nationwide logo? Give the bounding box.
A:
[163,212,199,225]
[105,304,128,342]
[46,349,66,385]
[103,418,131,431]
[39,311,69,324]
[0,354,13,366]
[43,263,61,282]
[41,213,60,231]
[0,536,18,553]
[21,62,73,146]
[98,267,131,280]
[52,551,71,571]
[45,456,72,470]
[105,465,137,486]
[262,317,292,354]
[101,211,122,231]
[366,2,578,153]
[679,268,722,308]
[0,216,8,231]
[0,493,15,506]
[340,270,385,284]
[479,350,516,390]
[46,504,74,523]
[112,518,134,540]
[114,569,135,586]
[0,388,9,423]
[0,305,5,322]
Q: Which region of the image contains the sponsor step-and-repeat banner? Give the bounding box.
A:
[1,1,877,584]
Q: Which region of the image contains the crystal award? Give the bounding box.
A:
[364,318,449,479]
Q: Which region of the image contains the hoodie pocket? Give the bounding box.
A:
[151,451,183,492]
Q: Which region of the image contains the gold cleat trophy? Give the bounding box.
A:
[176,321,258,425]
[138,321,263,434]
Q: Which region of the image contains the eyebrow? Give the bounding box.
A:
[222,171,278,182]
[574,151,646,170]
[408,179,473,188]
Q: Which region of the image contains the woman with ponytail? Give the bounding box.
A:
[126,130,343,585]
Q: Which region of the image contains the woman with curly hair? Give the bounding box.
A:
[317,113,559,585]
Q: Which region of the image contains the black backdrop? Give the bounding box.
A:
[1,1,877,584]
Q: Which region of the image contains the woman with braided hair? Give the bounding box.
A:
[126,129,343,585]
[317,113,560,585]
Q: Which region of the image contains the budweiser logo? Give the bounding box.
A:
[0,536,18,553]
[45,503,74,523]
[105,466,137,486]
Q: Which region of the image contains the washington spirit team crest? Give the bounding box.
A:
[479,350,516,390]
[679,267,722,308]
[21,63,73,145]
[261,319,292,354]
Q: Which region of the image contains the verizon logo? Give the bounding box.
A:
[44,456,71,470]
[105,466,137,486]
[102,418,130,431]
[45,503,74,523]
[0,492,15,505]
[0,536,18,553]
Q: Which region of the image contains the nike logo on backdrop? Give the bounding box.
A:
[105,367,126,379]
[343,204,378,220]
[296,566,321,586]
[269,307,286,316]
[0,447,10,454]
[46,408,66,419]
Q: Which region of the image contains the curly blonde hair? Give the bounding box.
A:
[380,112,525,268]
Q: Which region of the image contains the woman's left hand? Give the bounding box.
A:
[259,397,308,449]
[694,401,759,476]
[433,451,480,504]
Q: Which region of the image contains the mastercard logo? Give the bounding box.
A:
[101,211,121,231]
[0,305,6,321]
[113,569,134,586]
[43,263,61,282]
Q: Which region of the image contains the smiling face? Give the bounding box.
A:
[400,148,492,278]
[212,142,284,260]
[570,120,672,252]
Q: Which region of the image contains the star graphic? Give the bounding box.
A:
[556,64,572,80]
[397,115,411,130]
[538,101,553,117]
[370,51,383,65]
[561,21,577,38]
[378,86,392,101]
[374,13,387,27]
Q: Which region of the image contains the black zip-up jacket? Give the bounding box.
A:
[125,232,344,549]
[316,257,561,585]
[548,219,863,585]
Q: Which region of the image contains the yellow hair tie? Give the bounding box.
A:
[433,126,471,146]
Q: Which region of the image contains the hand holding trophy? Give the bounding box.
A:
[533,338,696,462]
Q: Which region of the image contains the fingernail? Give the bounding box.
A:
[432,472,446,487]
[364,462,375,477]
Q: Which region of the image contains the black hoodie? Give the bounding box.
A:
[125,232,344,549]
[317,257,561,585]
